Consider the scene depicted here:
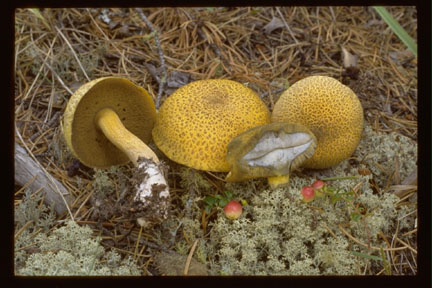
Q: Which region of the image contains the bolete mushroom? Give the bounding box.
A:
[225,122,316,188]
[271,75,364,169]
[62,77,169,226]
[152,79,271,172]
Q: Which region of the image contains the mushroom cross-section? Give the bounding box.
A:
[271,75,364,169]
[62,77,169,226]
[225,122,317,188]
[152,79,271,172]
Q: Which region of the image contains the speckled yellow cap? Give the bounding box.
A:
[152,79,271,172]
[271,76,364,169]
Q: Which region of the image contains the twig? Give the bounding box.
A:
[182,9,232,74]
[395,238,417,254]
[259,87,285,99]
[275,7,304,54]
[41,61,74,95]
[321,222,337,239]
[30,112,61,142]
[134,225,144,260]
[143,62,161,85]
[136,8,167,110]
[196,24,232,74]
[15,128,74,218]
[55,26,91,82]
[338,224,408,252]
[184,239,199,275]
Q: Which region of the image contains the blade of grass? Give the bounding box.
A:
[350,250,383,261]
[28,8,51,31]
[373,6,417,57]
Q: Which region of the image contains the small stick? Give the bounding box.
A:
[338,224,408,252]
[30,112,61,142]
[275,7,304,54]
[55,26,90,82]
[182,9,231,73]
[14,141,73,216]
[134,225,144,260]
[184,239,199,275]
[395,238,417,254]
[136,9,167,110]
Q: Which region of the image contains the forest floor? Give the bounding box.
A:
[14,7,417,276]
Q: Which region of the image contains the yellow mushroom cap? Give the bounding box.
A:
[152,79,271,171]
[271,75,364,169]
[63,77,156,168]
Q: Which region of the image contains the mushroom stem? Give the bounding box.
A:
[267,175,290,189]
[95,108,169,226]
[95,108,159,165]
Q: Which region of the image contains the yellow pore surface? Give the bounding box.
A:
[153,79,271,172]
[271,76,364,169]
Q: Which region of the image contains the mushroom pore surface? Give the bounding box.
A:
[63,77,156,168]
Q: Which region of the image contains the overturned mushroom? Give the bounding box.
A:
[62,77,169,227]
[226,122,316,188]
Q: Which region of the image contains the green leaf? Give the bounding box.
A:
[203,196,218,206]
[29,9,51,31]
[219,198,229,208]
[350,250,383,261]
[350,212,362,222]
[373,6,417,57]
[224,190,233,200]
[204,206,212,215]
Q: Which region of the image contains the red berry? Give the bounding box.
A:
[312,180,325,189]
[301,186,315,202]
[224,200,242,219]
[312,180,326,197]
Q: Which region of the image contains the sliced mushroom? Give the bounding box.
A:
[226,122,317,188]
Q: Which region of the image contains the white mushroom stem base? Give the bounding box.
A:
[95,108,170,227]
[134,158,170,227]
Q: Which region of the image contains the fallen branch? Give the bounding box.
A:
[136,8,167,110]
[14,142,73,215]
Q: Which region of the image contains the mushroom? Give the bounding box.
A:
[152,79,271,172]
[62,77,169,226]
[225,122,317,188]
[271,75,364,169]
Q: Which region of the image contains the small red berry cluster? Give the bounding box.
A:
[301,179,326,203]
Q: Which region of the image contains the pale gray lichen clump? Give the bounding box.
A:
[16,219,141,276]
[198,123,417,275]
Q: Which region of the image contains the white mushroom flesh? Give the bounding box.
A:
[242,131,314,169]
